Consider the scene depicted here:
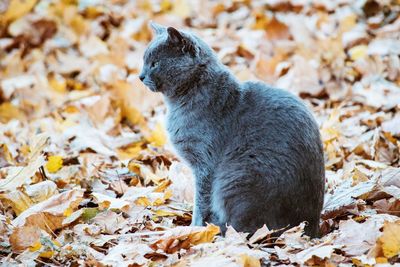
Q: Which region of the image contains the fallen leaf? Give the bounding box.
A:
[348,45,368,61]
[334,215,398,256]
[239,254,261,267]
[146,121,167,147]
[0,133,48,191]
[295,244,339,265]
[9,225,41,252]
[265,17,291,40]
[0,0,37,23]
[0,102,24,123]
[150,224,220,254]
[92,192,130,212]
[13,189,84,233]
[45,155,63,173]
[376,221,400,258]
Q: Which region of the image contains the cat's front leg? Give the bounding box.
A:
[191,173,212,226]
[191,195,204,226]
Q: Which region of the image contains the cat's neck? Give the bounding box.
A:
[164,63,240,112]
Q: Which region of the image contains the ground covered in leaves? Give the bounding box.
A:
[0,0,400,266]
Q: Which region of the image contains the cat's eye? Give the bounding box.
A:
[150,61,159,68]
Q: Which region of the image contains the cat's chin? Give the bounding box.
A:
[143,82,159,92]
[148,87,159,92]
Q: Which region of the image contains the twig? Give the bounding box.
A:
[40,166,48,180]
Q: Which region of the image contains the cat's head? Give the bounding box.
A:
[139,22,214,97]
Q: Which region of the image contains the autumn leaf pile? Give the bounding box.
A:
[0,0,400,266]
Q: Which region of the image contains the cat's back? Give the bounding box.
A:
[240,81,310,116]
[229,80,323,172]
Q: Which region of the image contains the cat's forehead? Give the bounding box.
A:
[144,36,168,60]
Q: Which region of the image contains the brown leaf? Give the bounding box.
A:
[9,225,41,252]
[150,224,220,254]
[13,189,84,233]
[264,17,291,40]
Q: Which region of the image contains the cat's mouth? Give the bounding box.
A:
[143,79,159,92]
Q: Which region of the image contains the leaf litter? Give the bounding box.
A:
[0,0,400,266]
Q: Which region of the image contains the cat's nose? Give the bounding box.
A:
[139,74,145,81]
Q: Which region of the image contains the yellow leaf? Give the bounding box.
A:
[240,254,261,267]
[154,180,171,193]
[0,190,34,215]
[349,45,368,61]
[153,190,172,206]
[84,6,103,18]
[189,224,220,245]
[352,167,370,186]
[1,0,38,23]
[376,257,388,263]
[0,102,24,123]
[133,22,152,42]
[29,240,42,252]
[118,142,144,160]
[48,75,66,93]
[152,209,180,217]
[135,196,151,206]
[150,224,220,253]
[127,160,142,175]
[113,80,147,126]
[164,189,172,200]
[98,200,111,210]
[0,144,14,165]
[146,122,167,147]
[212,3,225,16]
[39,250,55,258]
[160,0,172,11]
[377,221,400,258]
[127,107,146,126]
[63,105,80,113]
[66,79,85,90]
[70,15,87,35]
[29,239,57,258]
[46,155,63,173]
[152,197,165,206]
[63,207,74,217]
[252,12,270,30]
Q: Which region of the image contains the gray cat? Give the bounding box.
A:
[139,22,325,237]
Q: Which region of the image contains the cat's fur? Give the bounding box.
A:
[139,23,325,237]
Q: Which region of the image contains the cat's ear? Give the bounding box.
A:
[167,27,185,44]
[167,27,196,55]
[149,21,165,35]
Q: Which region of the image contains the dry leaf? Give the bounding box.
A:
[0,133,48,191]
[92,192,130,212]
[13,189,84,233]
[151,224,220,253]
[0,0,37,23]
[376,221,400,258]
[9,225,41,252]
[45,155,63,173]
